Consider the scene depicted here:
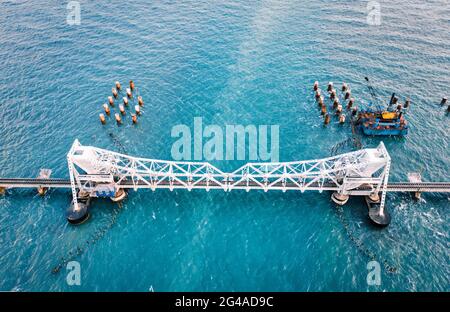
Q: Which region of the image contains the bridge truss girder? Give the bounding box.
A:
[67,140,391,215]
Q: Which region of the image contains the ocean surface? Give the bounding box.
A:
[0,0,449,291]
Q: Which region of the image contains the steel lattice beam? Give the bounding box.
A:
[67,140,390,199]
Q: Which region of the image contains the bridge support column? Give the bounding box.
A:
[368,206,391,227]
[367,192,380,203]
[368,154,391,227]
[408,172,422,201]
[331,192,349,205]
[66,141,90,225]
[37,169,52,196]
[365,195,391,227]
[111,188,127,202]
[67,191,91,225]
[414,192,422,200]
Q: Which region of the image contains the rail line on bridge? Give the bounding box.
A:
[1,140,449,226]
[1,179,449,193]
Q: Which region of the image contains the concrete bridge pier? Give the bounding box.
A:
[365,193,391,227]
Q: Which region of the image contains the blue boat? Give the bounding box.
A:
[355,110,408,136]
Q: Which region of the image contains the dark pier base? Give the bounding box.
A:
[66,196,91,225]
[365,196,391,227]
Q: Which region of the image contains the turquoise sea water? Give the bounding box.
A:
[0,0,449,291]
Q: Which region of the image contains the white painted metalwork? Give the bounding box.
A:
[67,141,80,212]
[378,146,391,217]
[66,140,391,203]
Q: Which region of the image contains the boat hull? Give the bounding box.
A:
[361,126,408,136]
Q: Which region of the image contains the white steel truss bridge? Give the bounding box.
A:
[66,139,392,216]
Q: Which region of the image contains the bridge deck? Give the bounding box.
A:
[1,178,449,193]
